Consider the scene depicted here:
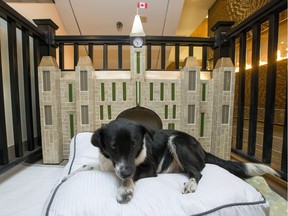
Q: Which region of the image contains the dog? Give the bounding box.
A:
[63,118,278,204]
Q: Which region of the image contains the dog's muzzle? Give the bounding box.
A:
[116,164,134,179]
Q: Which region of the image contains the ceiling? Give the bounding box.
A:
[5,0,216,37]
[4,0,216,69]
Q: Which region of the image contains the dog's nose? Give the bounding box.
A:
[119,166,133,179]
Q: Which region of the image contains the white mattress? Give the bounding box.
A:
[42,132,270,216]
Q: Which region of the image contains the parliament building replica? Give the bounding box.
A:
[38,15,235,164]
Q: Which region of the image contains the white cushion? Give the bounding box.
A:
[42,132,269,216]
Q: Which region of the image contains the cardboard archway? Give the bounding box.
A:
[117,106,162,129]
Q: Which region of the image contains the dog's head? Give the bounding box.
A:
[91,118,154,180]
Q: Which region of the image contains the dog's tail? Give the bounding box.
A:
[205,152,279,178]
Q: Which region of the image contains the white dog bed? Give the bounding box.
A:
[42,132,269,216]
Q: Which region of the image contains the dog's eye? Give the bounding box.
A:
[111,145,116,150]
[132,144,136,148]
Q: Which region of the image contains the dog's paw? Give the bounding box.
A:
[182,178,198,194]
[116,187,134,204]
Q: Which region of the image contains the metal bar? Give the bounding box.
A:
[55,35,130,44]
[7,18,23,157]
[262,13,279,163]
[146,36,215,46]
[229,38,235,65]
[0,40,9,165]
[103,44,108,70]
[147,44,151,70]
[189,45,194,57]
[248,24,261,156]
[231,148,260,163]
[281,96,287,173]
[54,35,214,46]
[118,44,122,70]
[88,43,93,63]
[59,43,64,70]
[22,28,35,151]
[201,45,207,71]
[235,32,246,150]
[74,43,79,69]
[161,44,165,70]
[175,44,179,70]
[33,37,42,146]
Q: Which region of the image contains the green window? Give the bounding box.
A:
[101,83,105,101]
[123,82,127,101]
[107,105,112,120]
[68,83,73,102]
[149,83,153,101]
[160,83,164,101]
[99,105,104,120]
[200,113,205,137]
[69,114,74,139]
[164,105,168,119]
[112,82,116,101]
[136,52,141,74]
[135,81,141,105]
[173,105,176,119]
[201,83,206,101]
[171,83,175,101]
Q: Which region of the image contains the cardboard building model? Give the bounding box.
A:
[38,15,235,164]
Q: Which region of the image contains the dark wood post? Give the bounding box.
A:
[262,13,279,163]
[0,43,8,164]
[8,18,23,157]
[211,21,235,67]
[33,19,59,58]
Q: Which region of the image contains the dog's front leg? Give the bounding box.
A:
[116,178,134,204]
[182,170,202,194]
[61,164,100,182]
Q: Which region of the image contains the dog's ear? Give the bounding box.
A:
[91,128,104,148]
[139,124,155,140]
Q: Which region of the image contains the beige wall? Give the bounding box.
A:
[7,3,67,35]
[7,3,75,68]
[208,0,270,36]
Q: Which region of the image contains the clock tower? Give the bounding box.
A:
[130,14,146,48]
[130,14,146,106]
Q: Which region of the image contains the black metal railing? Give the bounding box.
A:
[225,0,287,180]
[54,35,214,71]
[0,1,44,173]
[55,35,130,70]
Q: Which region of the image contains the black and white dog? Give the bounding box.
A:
[63,118,278,204]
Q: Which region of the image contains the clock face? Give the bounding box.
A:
[133,37,143,48]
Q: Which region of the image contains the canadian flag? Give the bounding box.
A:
[137,2,148,9]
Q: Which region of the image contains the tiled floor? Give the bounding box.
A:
[0,161,65,216]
